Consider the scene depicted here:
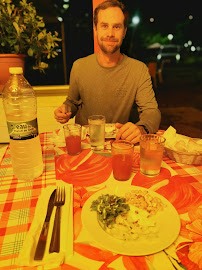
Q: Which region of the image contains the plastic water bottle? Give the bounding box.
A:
[2,67,43,180]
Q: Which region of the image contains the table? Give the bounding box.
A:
[0,131,202,270]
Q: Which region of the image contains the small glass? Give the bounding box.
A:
[63,123,81,155]
[88,115,105,151]
[140,134,166,177]
[111,140,134,181]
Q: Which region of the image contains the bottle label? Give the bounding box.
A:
[7,118,39,140]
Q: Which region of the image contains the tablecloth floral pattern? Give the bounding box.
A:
[0,132,201,270]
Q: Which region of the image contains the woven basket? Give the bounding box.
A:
[164,147,202,165]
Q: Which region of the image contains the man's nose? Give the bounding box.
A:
[107,27,115,37]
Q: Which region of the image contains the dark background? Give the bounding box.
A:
[24,0,202,138]
[24,0,202,86]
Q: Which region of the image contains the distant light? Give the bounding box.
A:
[196,46,201,51]
[189,15,193,20]
[191,46,196,52]
[63,0,69,2]
[132,15,140,25]
[150,17,154,23]
[63,4,69,9]
[168,34,173,40]
[176,54,180,61]
[184,43,188,47]
[188,40,192,46]
[56,49,62,53]
[57,16,63,22]
[157,54,161,60]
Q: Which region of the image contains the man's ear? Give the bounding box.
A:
[93,25,98,38]
[123,27,127,38]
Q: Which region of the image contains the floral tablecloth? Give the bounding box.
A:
[0,131,201,270]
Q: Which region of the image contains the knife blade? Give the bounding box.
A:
[34,189,56,260]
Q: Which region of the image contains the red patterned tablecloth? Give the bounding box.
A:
[0,132,202,270]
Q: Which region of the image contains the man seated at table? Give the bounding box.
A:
[54,0,161,144]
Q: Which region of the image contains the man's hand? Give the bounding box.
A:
[115,122,147,144]
[54,104,72,124]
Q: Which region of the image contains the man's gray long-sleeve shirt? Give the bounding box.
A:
[64,53,161,134]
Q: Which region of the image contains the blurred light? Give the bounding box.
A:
[132,15,140,25]
[191,46,196,52]
[184,43,188,47]
[157,54,161,60]
[63,4,69,9]
[188,15,193,20]
[149,17,154,23]
[176,54,180,61]
[196,46,201,51]
[56,49,62,53]
[63,0,69,2]
[168,34,173,40]
[188,40,192,46]
[57,16,63,22]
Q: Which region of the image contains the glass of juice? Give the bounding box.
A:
[111,140,134,181]
[140,134,166,177]
[63,124,81,155]
[88,115,105,151]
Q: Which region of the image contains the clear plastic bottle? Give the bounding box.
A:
[2,67,43,180]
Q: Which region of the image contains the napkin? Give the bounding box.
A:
[16,181,73,268]
[163,126,202,154]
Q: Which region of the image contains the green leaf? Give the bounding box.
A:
[14,45,20,52]
[38,32,44,41]
[13,22,20,35]
[27,47,33,56]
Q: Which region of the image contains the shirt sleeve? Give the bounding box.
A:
[135,64,161,133]
[63,61,82,118]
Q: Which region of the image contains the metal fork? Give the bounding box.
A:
[49,186,65,253]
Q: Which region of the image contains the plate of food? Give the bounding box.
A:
[105,123,117,138]
[81,186,181,256]
[85,123,117,139]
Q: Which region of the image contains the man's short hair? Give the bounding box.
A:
[93,0,128,28]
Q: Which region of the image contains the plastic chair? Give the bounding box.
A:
[147,62,157,89]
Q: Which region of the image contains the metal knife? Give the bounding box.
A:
[34,189,56,260]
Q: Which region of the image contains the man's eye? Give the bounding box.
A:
[102,24,107,28]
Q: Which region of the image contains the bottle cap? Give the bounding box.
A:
[9,67,23,74]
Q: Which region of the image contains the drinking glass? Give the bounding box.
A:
[140,134,166,177]
[111,140,134,181]
[88,115,105,151]
[63,123,81,155]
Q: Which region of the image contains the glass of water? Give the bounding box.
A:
[88,115,105,151]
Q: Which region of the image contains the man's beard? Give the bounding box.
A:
[98,37,122,54]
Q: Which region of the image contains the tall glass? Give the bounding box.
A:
[111,140,134,181]
[63,123,81,155]
[140,134,166,177]
[88,115,105,151]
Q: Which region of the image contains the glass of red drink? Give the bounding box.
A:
[111,140,134,181]
[63,124,81,155]
[140,134,166,177]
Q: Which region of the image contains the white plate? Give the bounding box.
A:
[81,186,181,256]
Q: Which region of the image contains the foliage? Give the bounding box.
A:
[0,0,62,72]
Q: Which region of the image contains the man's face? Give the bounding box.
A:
[94,7,127,55]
